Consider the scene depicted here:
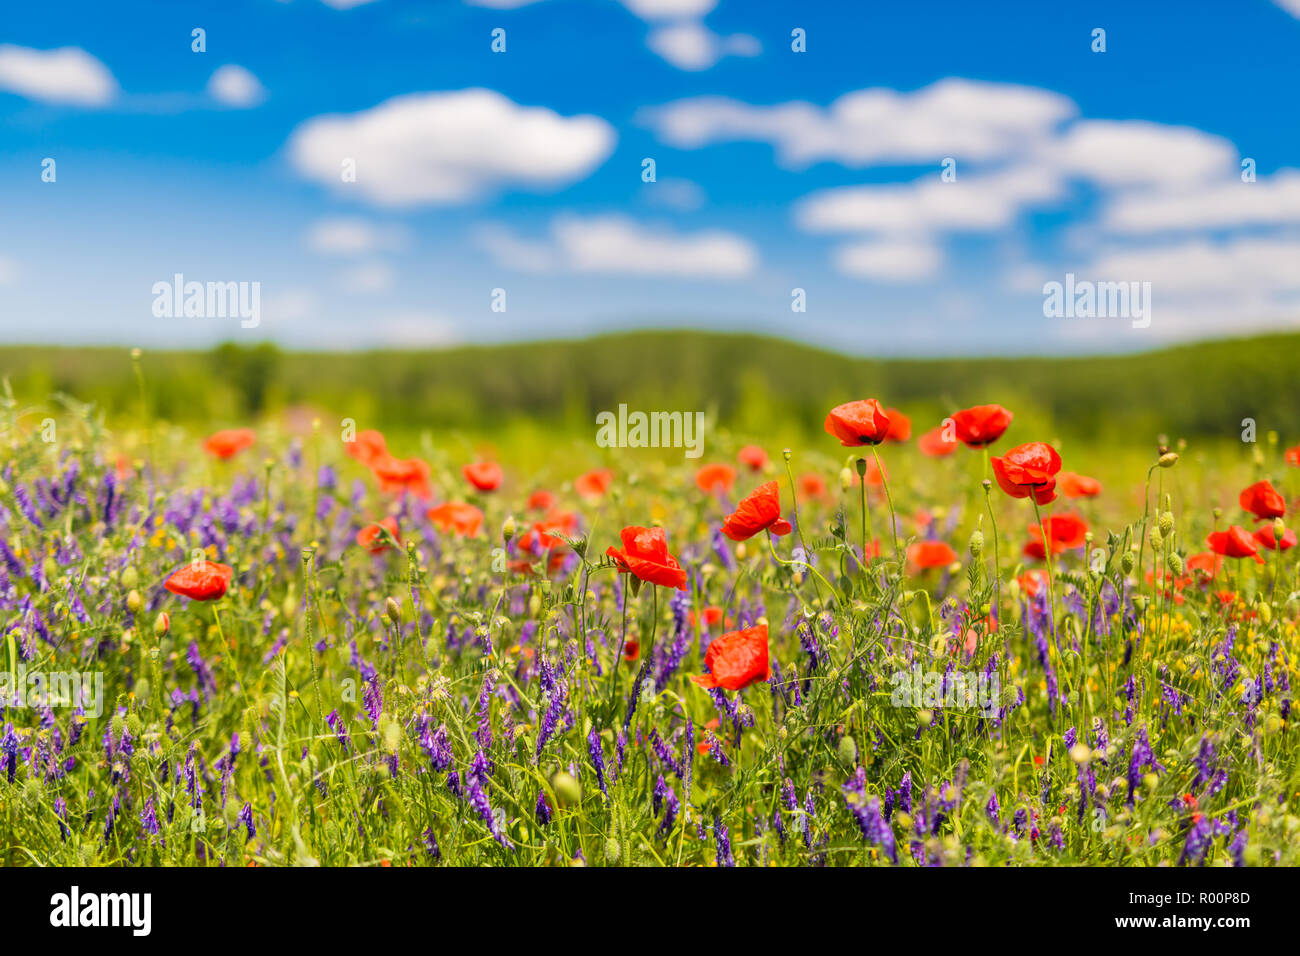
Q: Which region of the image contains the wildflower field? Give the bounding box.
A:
[1,349,1298,869]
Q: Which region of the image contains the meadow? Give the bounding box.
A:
[0,334,1297,867]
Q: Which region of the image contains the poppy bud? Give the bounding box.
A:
[1167,553,1183,576]
[1120,551,1135,574]
[837,735,858,768]
[1143,772,1159,792]
[126,589,142,613]
[1069,743,1092,764]
[1274,517,1286,544]
[968,529,984,558]
[1157,452,1178,468]
[604,837,620,865]
[551,770,582,807]
[735,542,747,561]
[1259,601,1272,625]
[1264,712,1282,735]
[782,448,792,462]
[916,709,933,727]
[110,713,125,740]
[502,515,516,543]
[126,713,143,737]
[1147,526,1163,551]
[385,597,402,626]
[154,611,170,637]
[1158,512,1174,537]
[121,565,139,590]
[839,467,853,491]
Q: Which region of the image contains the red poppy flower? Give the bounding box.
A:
[372,455,434,499]
[527,489,556,511]
[690,624,771,692]
[1058,472,1102,498]
[991,442,1061,504]
[824,399,892,446]
[737,445,768,471]
[1185,551,1223,579]
[463,461,503,492]
[695,463,737,494]
[1207,526,1264,564]
[688,606,728,630]
[798,473,828,498]
[606,526,688,590]
[918,426,958,457]
[517,509,579,552]
[622,638,640,662]
[907,540,958,570]
[1239,479,1285,520]
[344,429,388,467]
[164,560,234,601]
[574,468,614,498]
[950,405,1014,448]
[883,408,911,442]
[1024,513,1089,560]
[203,428,256,460]
[357,516,400,554]
[720,481,793,541]
[1254,524,1297,551]
[1017,569,1048,598]
[1286,444,1300,467]
[427,501,484,537]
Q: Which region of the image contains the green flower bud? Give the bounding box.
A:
[551,770,582,807]
[968,529,985,558]
[126,589,142,613]
[502,514,516,543]
[1120,551,1135,574]
[385,597,402,626]
[1158,512,1174,537]
[604,837,620,865]
[120,565,139,590]
[1157,452,1178,468]
[1147,526,1163,551]
[837,735,858,768]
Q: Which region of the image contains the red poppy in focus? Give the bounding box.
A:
[824,399,892,447]
[798,473,828,499]
[991,442,1061,504]
[695,463,737,495]
[1207,526,1264,564]
[357,516,400,554]
[1058,472,1102,498]
[574,468,614,498]
[427,501,484,537]
[204,428,256,460]
[690,624,771,692]
[720,481,793,540]
[463,461,503,492]
[165,560,234,601]
[1239,479,1285,520]
[950,405,1014,448]
[883,408,911,442]
[918,426,958,457]
[606,526,688,590]
[344,429,388,467]
[372,455,434,500]
[527,489,556,511]
[907,540,958,570]
[1254,524,1297,551]
[737,445,768,471]
[622,639,640,662]
[1024,513,1089,560]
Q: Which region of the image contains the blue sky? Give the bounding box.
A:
[2,0,1299,355]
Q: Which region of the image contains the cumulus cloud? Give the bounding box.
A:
[0,45,117,106]
[1039,120,1237,188]
[833,238,943,282]
[337,261,395,293]
[476,214,756,278]
[319,0,381,9]
[306,218,410,256]
[288,89,616,206]
[642,79,1075,167]
[207,65,266,108]
[1102,168,1300,233]
[618,0,717,19]
[646,22,759,70]
[1272,0,1300,17]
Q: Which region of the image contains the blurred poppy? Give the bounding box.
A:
[527,489,556,511]
[344,429,388,467]
[991,442,1061,504]
[463,461,503,492]
[372,455,434,499]
[1024,513,1088,559]
[1286,444,1300,467]
[606,526,688,590]
[357,516,400,554]
[721,481,792,540]
[204,428,256,460]
[165,560,233,601]
[950,405,1014,448]
[798,473,828,498]
[622,638,640,662]
[517,509,579,552]
[1207,526,1264,564]
[918,426,958,457]
[1017,569,1048,598]
[883,408,911,442]
[1058,472,1102,498]
[690,624,771,691]
[737,445,768,471]
[688,606,728,630]
[427,501,484,537]
[695,463,737,495]
[1185,551,1223,579]
[907,540,957,569]
[1254,524,1297,551]
[1239,479,1285,520]
[824,399,891,446]
[575,468,614,498]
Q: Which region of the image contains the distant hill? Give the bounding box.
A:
[2,329,1297,443]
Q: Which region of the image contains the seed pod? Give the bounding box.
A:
[1120,551,1135,574]
[1158,511,1174,537]
[1167,553,1184,576]
[968,529,984,558]
[1147,526,1163,551]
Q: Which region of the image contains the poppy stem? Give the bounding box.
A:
[1031,497,1074,714]
[871,446,900,562]
[606,578,631,724]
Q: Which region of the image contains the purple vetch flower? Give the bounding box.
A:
[986,792,1001,828]
[239,802,255,839]
[842,768,897,863]
[535,791,552,826]
[325,710,352,753]
[714,815,735,867]
[587,728,608,797]
[140,797,161,840]
[475,669,498,750]
[466,775,512,850]
[422,827,441,861]
[1177,816,1213,866]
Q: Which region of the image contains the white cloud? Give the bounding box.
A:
[369,312,460,347]
[1272,1,1300,17]
[288,88,616,207]
[206,65,266,108]
[642,79,1075,167]
[320,0,381,9]
[306,218,410,256]
[0,45,117,106]
[1039,120,1236,188]
[476,214,757,278]
[1088,235,1300,295]
[643,177,707,211]
[261,288,319,323]
[0,256,16,285]
[1102,168,1300,233]
[646,22,759,70]
[796,166,1063,235]
[834,238,943,282]
[618,0,717,19]
[466,0,547,6]
[337,261,395,293]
